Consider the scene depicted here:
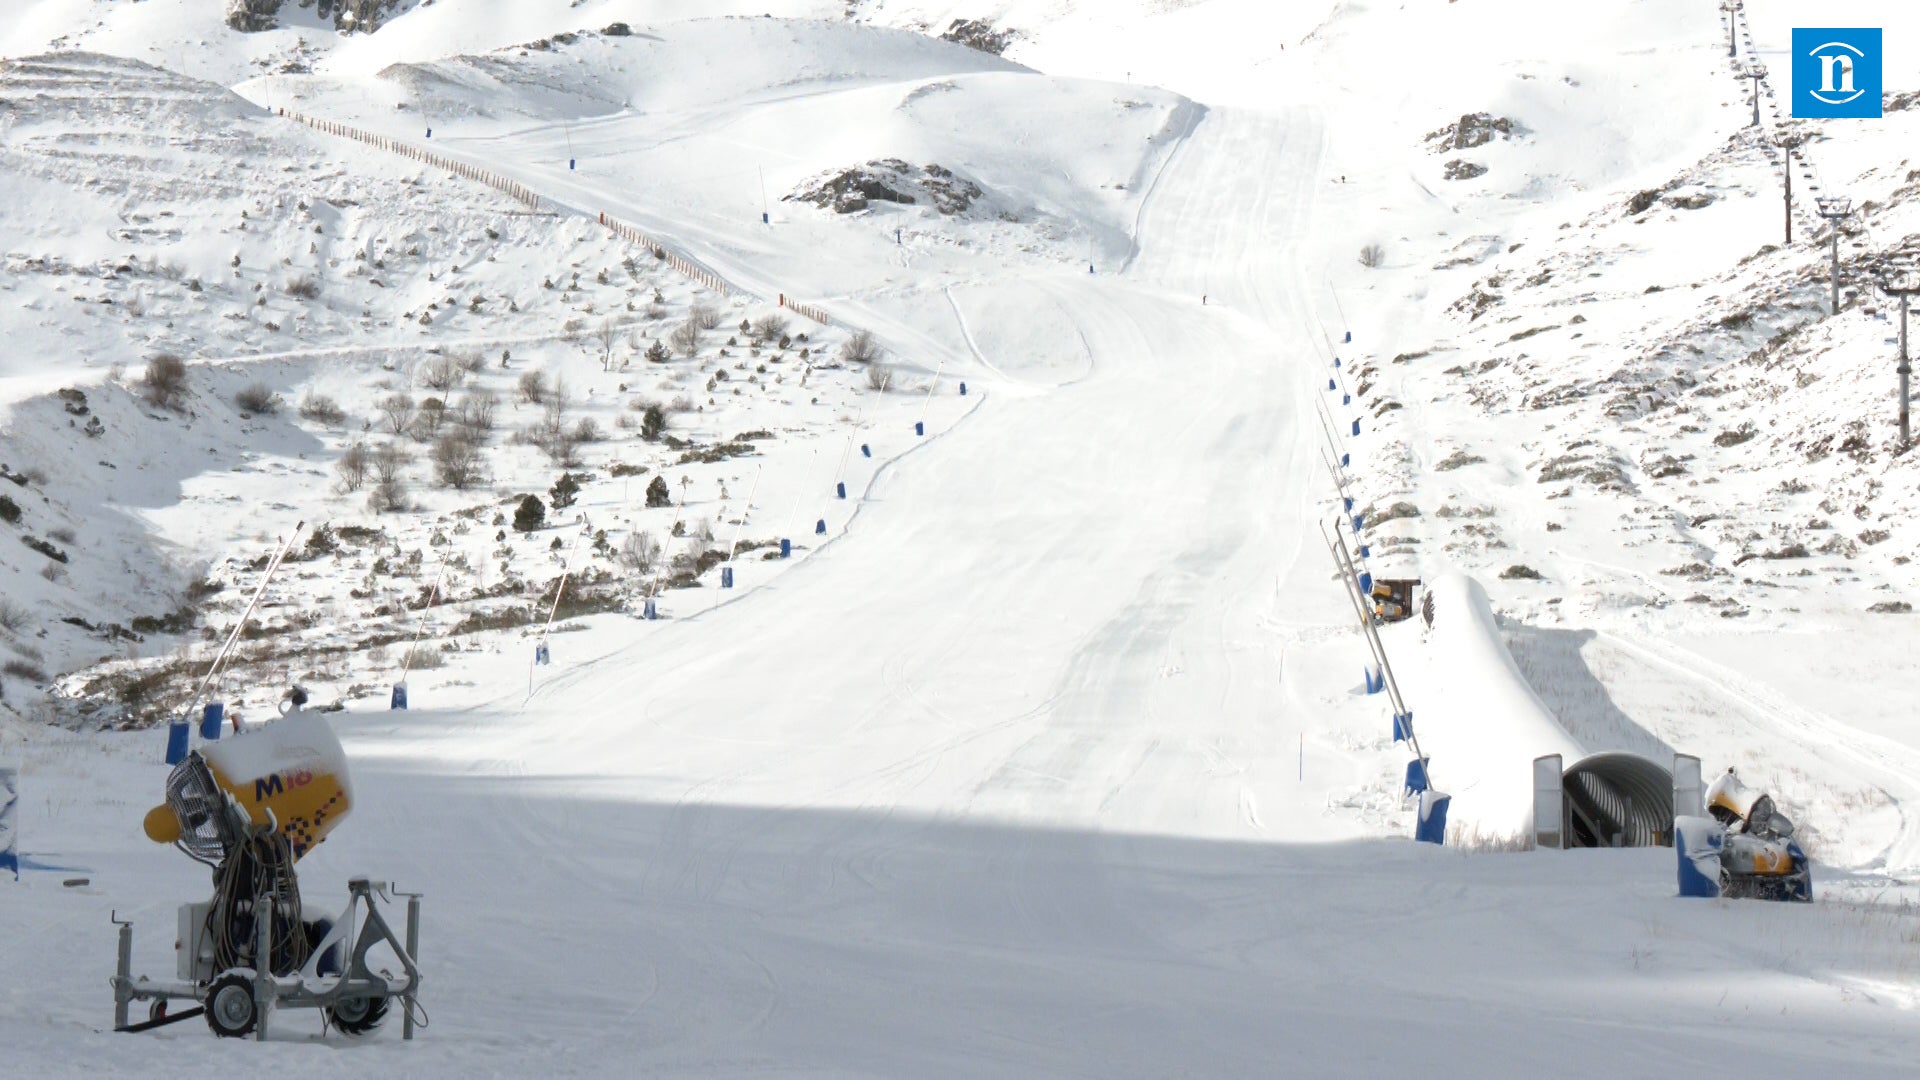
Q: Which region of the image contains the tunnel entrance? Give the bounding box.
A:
[1534,753,1697,849]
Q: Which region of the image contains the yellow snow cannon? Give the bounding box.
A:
[1675,768,1810,901]
[142,704,353,862]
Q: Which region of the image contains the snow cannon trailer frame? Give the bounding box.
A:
[111,875,423,1040]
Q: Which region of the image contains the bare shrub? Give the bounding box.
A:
[1359,243,1386,269]
[691,303,722,331]
[39,562,65,583]
[597,318,619,370]
[432,432,486,489]
[669,394,695,413]
[379,392,418,435]
[573,417,603,444]
[618,531,659,575]
[457,389,499,434]
[142,354,189,409]
[840,329,882,365]
[1,658,47,683]
[48,525,76,545]
[866,363,894,392]
[671,319,701,358]
[0,597,30,633]
[298,391,346,426]
[369,476,409,514]
[336,440,371,492]
[518,370,548,405]
[234,382,281,415]
[412,397,452,441]
[458,349,489,374]
[750,314,790,343]
[371,442,411,485]
[421,354,468,392]
[401,645,444,670]
[285,275,320,300]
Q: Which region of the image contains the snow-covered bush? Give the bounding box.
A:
[141,354,188,410]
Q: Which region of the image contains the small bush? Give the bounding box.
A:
[514,494,547,533]
[645,340,671,364]
[0,598,30,633]
[0,494,18,523]
[48,526,76,545]
[549,472,581,510]
[519,370,548,405]
[371,442,411,485]
[142,354,189,409]
[235,382,281,415]
[336,441,371,492]
[368,476,409,514]
[458,389,500,434]
[432,432,486,489]
[619,531,659,574]
[2,658,47,683]
[573,417,603,444]
[1358,243,1386,269]
[840,329,883,365]
[866,363,894,392]
[750,314,790,343]
[641,403,666,442]
[285,275,321,300]
[692,304,722,331]
[645,476,671,508]
[39,562,65,583]
[421,354,468,392]
[671,319,701,358]
[401,645,445,670]
[299,392,347,425]
[379,392,418,435]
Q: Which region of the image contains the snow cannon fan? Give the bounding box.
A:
[114,687,423,1041]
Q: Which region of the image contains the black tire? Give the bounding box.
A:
[327,994,389,1036]
[303,918,341,977]
[205,974,258,1039]
[147,1000,169,1025]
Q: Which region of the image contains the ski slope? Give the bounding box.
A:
[7,95,1920,1078]
[8,3,1920,1074]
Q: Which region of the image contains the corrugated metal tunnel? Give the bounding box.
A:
[1560,752,1675,848]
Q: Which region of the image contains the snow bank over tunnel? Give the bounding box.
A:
[1395,573,1582,838]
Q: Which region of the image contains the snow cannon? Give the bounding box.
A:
[113,688,421,1042]
[142,706,353,862]
[1675,768,1810,902]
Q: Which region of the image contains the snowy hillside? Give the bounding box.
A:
[5,0,1920,1075]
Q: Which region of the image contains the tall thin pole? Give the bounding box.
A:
[1901,294,1912,449]
[1783,144,1792,245]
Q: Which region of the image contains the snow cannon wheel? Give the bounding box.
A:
[327,994,389,1036]
[205,973,258,1039]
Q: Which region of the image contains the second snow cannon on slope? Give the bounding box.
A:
[112,689,423,1040]
[1675,768,1811,902]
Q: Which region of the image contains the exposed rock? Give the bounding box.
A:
[941,18,1015,55]
[787,160,984,216]
[1426,113,1519,152]
[1444,159,1488,181]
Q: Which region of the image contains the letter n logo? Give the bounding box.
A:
[1793,28,1883,118]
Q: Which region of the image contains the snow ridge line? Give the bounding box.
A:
[277,109,840,328]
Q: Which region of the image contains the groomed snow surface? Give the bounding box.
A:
[4,1,1920,1075]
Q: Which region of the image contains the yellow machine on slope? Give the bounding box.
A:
[114,690,422,1040]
